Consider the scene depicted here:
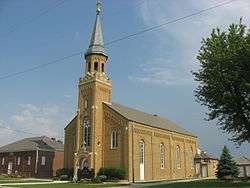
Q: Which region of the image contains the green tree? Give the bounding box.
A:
[216,146,239,179]
[193,19,250,144]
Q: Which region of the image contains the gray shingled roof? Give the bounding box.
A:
[104,102,196,137]
[0,136,64,153]
[236,156,250,165]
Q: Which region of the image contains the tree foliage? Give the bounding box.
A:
[216,146,239,179]
[193,19,250,144]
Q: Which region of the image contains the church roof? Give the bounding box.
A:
[104,102,196,137]
[85,1,107,58]
[0,136,64,153]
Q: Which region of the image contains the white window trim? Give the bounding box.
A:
[17,157,21,166]
[1,157,5,165]
[111,130,118,149]
[160,143,165,169]
[41,156,46,166]
[176,145,181,169]
[27,156,31,166]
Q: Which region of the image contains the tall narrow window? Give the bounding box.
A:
[17,157,21,166]
[94,62,98,71]
[190,147,194,169]
[176,145,181,169]
[111,130,118,149]
[88,62,91,72]
[1,157,4,165]
[160,143,165,169]
[101,63,104,72]
[139,140,145,165]
[84,100,88,109]
[27,156,31,166]
[41,156,46,166]
[84,119,91,147]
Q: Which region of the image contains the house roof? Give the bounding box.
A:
[236,156,250,165]
[0,136,64,153]
[104,102,196,137]
[195,150,218,160]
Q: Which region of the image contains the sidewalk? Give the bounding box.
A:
[0,180,69,187]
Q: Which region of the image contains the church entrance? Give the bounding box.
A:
[80,159,89,170]
[139,140,145,181]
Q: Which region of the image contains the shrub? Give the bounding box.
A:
[56,168,73,180]
[78,167,95,180]
[97,167,126,180]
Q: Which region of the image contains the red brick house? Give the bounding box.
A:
[0,136,64,178]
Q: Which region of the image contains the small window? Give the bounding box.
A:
[176,145,181,169]
[88,62,91,72]
[27,156,31,166]
[160,143,165,169]
[17,157,21,166]
[84,100,88,109]
[41,156,46,166]
[94,62,98,71]
[1,157,5,165]
[111,130,118,149]
[101,63,104,72]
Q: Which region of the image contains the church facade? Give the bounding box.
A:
[64,1,198,182]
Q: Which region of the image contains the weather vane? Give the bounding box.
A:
[96,0,102,15]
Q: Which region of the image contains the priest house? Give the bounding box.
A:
[64,1,197,182]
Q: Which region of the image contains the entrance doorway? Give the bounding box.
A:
[201,165,208,177]
[7,162,13,175]
[139,140,145,181]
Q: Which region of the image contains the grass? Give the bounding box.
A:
[7,182,126,188]
[146,179,250,188]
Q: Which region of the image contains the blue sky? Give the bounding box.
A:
[0,0,249,158]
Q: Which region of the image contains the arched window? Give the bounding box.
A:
[84,119,91,147]
[101,63,104,72]
[176,145,181,169]
[88,62,91,72]
[94,62,98,71]
[190,147,194,169]
[139,140,145,165]
[111,130,118,149]
[84,100,88,109]
[160,143,165,169]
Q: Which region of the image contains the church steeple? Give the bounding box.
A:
[85,0,107,58]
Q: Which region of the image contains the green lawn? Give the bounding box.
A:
[146,180,250,188]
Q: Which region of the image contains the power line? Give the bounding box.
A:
[0,0,239,81]
[0,125,64,140]
[3,0,67,37]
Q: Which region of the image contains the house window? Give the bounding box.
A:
[190,147,194,169]
[27,156,31,166]
[94,62,98,71]
[101,63,104,72]
[17,157,21,166]
[111,130,118,149]
[41,156,46,166]
[160,143,165,169]
[139,140,145,165]
[176,145,181,169]
[84,119,91,147]
[1,157,4,165]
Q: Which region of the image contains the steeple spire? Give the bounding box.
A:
[85,0,107,58]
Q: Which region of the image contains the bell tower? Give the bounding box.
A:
[74,0,112,178]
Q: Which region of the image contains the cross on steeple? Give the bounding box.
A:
[96,0,101,15]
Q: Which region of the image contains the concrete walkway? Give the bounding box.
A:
[0,180,69,187]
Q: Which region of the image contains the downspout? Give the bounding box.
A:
[132,124,135,183]
[35,147,39,175]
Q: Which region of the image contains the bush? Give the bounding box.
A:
[78,167,95,180]
[97,167,126,180]
[56,168,73,180]
[92,176,103,183]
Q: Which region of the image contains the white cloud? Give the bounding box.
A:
[130,0,250,86]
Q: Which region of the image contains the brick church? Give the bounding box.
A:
[64,1,198,182]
